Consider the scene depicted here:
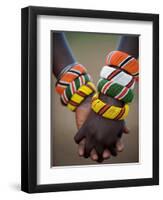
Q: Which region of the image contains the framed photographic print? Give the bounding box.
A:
[21,6,159,193]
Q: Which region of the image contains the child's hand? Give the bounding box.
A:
[75,95,129,162]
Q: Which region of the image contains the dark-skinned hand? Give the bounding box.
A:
[75,94,129,163]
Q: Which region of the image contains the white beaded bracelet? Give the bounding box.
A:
[100,65,135,89]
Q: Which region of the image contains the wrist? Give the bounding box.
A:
[57,62,78,79]
[91,93,129,120]
[99,93,123,107]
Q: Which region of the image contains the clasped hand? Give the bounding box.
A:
[75,94,129,163]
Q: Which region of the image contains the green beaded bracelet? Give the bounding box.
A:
[97,78,134,103]
[61,73,91,105]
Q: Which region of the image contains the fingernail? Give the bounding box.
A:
[92,154,98,160]
[79,150,84,156]
[103,151,110,159]
[117,144,124,152]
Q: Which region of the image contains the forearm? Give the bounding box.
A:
[52,32,76,78]
[117,35,139,59]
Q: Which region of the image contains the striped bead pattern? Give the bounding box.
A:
[100,66,135,89]
[61,73,91,105]
[97,78,134,103]
[91,93,129,120]
[67,82,96,111]
[105,51,139,77]
[55,64,87,95]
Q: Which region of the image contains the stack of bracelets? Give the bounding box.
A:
[55,63,96,111]
[91,50,139,120]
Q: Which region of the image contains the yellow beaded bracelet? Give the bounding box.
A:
[67,82,96,111]
[91,93,129,120]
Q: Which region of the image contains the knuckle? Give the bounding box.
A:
[96,134,104,143]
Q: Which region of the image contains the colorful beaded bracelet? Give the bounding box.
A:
[91,93,129,120]
[67,82,96,111]
[97,78,134,103]
[105,51,139,77]
[57,62,78,79]
[100,66,135,89]
[61,73,91,105]
[55,64,87,95]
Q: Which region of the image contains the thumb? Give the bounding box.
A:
[75,105,91,129]
[123,125,130,134]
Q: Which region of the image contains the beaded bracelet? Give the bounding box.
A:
[105,51,139,77]
[91,93,129,120]
[61,73,91,105]
[67,82,96,111]
[97,78,134,103]
[100,65,135,89]
[55,64,87,95]
[57,62,78,80]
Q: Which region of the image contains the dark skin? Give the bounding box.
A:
[117,35,139,59]
[74,95,125,161]
[52,32,138,162]
[75,95,128,161]
[52,32,76,78]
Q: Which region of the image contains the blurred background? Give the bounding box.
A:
[51,31,139,166]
